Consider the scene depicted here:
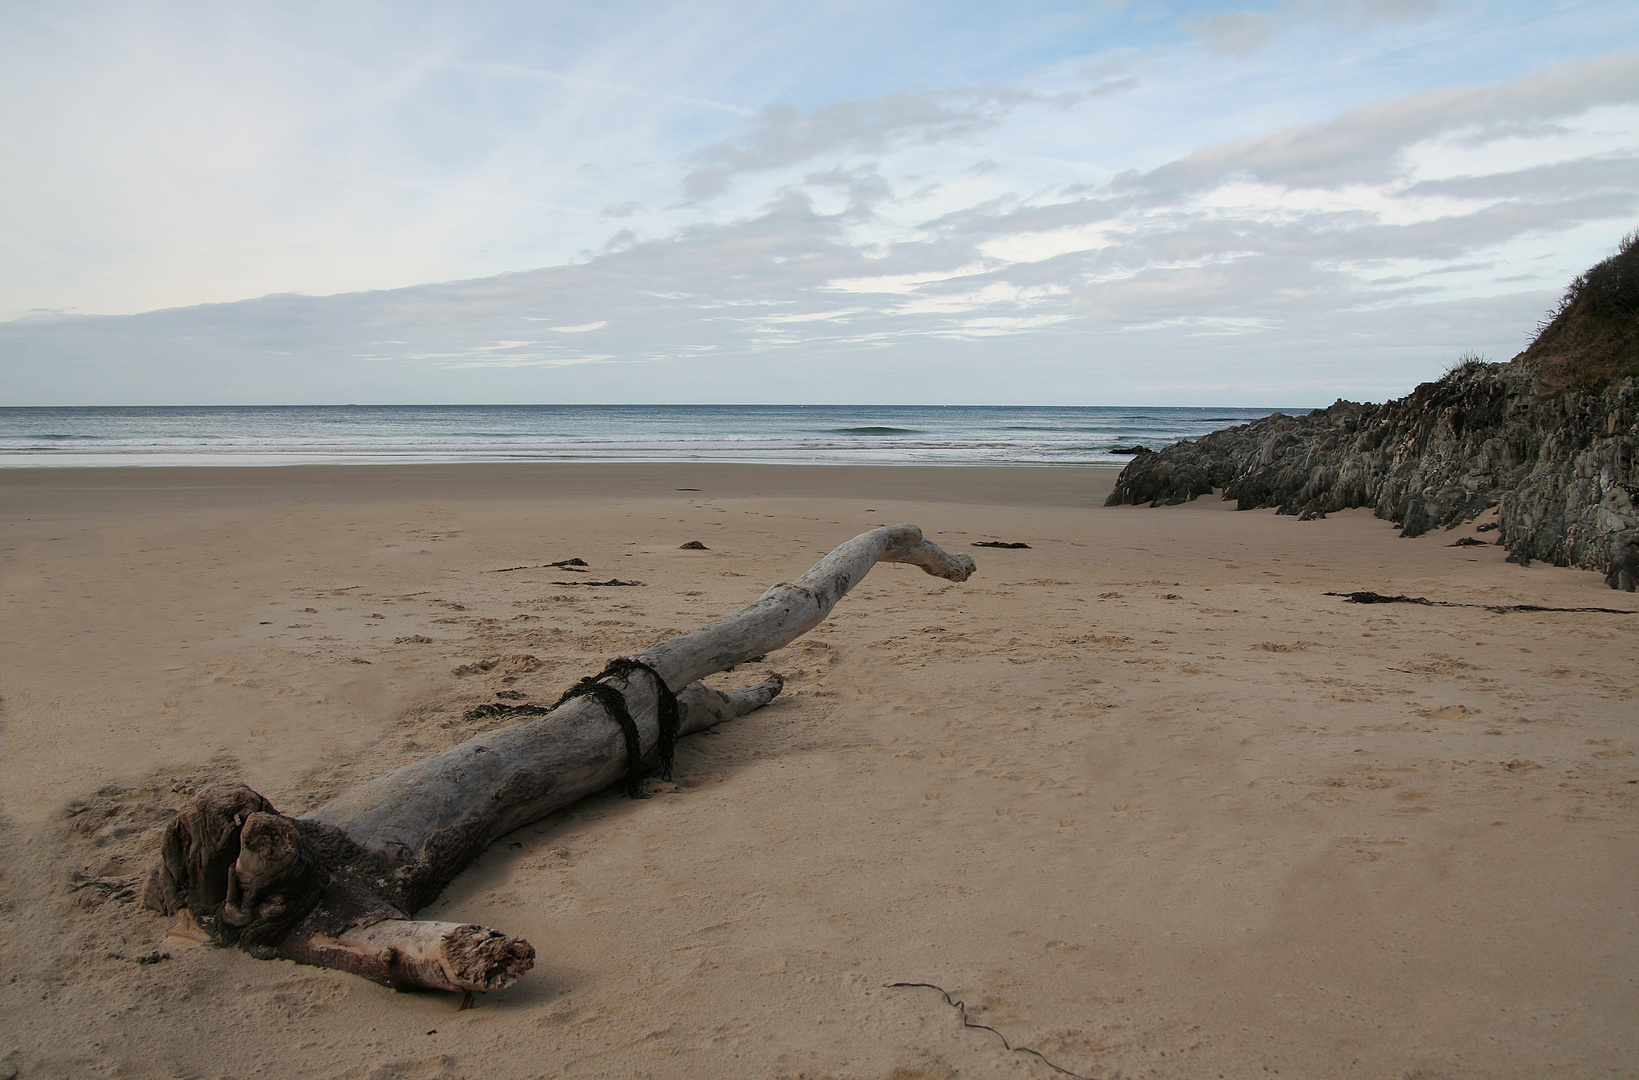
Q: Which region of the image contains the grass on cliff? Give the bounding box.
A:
[1520,229,1639,394]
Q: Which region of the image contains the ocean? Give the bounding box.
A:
[0,404,1306,467]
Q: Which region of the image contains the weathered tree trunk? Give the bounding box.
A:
[143,525,975,994]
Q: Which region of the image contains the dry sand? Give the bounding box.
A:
[1,463,1634,1080]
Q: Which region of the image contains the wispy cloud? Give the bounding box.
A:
[1131,51,1639,191]
[1186,0,1448,55]
[678,80,1130,202]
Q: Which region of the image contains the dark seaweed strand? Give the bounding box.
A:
[599,658,681,781]
[1327,591,1637,614]
[553,677,647,798]
[886,983,1099,1080]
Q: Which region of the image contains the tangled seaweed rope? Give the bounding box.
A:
[598,657,681,781]
[887,982,1099,1080]
[459,659,682,794]
[552,657,682,798]
[1327,590,1638,615]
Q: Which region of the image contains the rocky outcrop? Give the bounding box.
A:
[1106,234,1639,588]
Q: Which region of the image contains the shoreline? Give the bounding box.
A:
[0,453,1140,470]
[0,460,1125,513]
[0,456,1134,469]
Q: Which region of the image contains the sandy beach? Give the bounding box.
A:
[1,462,1634,1080]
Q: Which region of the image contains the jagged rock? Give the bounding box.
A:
[1106,233,1639,589]
[1608,529,1639,591]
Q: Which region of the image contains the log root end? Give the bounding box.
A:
[146,785,533,995]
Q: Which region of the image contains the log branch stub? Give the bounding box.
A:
[281,918,535,994]
[637,524,975,690]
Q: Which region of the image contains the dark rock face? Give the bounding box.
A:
[1609,530,1639,591]
[1106,364,1639,587]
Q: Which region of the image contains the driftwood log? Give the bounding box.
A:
[142,525,976,994]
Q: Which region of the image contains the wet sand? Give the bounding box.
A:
[1,463,1634,1079]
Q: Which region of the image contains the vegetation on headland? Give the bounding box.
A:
[1106,230,1639,590]
[1524,230,1639,395]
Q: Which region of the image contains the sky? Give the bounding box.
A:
[2,0,1637,406]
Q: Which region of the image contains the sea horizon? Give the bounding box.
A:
[0,403,1313,468]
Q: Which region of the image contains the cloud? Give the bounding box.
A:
[1186,0,1447,54]
[1401,152,1639,201]
[928,69,1639,283]
[680,90,1024,201]
[1339,0,1448,27]
[1186,11,1282,55]
[678,79,1129,202]
[801,165,894,214]
[1136,51,1639,191]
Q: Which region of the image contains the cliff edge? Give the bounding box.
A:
[1106,232,1639,590]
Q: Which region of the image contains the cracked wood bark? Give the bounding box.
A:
[143,524,975,994]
